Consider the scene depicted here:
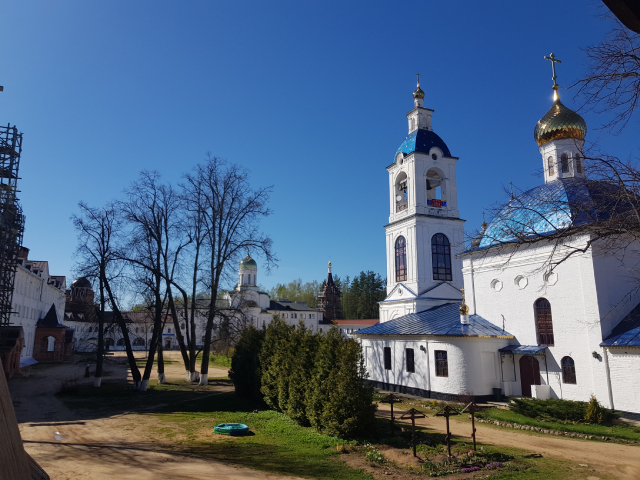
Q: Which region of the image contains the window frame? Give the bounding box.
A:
[406,348,415,373]
[534,298,555,346]
[435,350,448,377]
[561,153,569,173]
[431,233,452,281]
[548,156,555,176]
[561,356,577,384]
[395,236,407,282]
[384,346,392,370]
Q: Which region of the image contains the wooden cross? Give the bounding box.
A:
[400,408,426,457]
[544,53,562,88]
[381,393,402,434]
[460,401,484,452]
[435,405,461,458]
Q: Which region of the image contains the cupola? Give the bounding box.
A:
[536,53,588,184]
[238,252,258,289]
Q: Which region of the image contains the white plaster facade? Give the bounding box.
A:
[9,250,66,359]
[357,83,640,414]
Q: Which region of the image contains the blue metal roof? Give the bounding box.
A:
[355,303,512,337]
[601,301,640,347]
[396,130,451,158]
[477,178,625,250]
[498,345,548,354]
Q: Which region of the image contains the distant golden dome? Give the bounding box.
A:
[534,93,587,146]
[413,86,425,99]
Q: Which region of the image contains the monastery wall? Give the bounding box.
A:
[462,238,615,406]
[361,335,507,398]
[606,349,640,415]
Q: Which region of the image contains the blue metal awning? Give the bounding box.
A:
[498,345,548,355]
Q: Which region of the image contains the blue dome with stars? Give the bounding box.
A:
[396,130,451,158]
[478,178,624,249]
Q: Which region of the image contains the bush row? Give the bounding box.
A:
[229,318,376,438]
[511,396,619,425]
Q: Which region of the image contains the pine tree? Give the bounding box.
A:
[259,316,292,410]
[320,337,377,437]
[584,395,605,424]
[286,323,318,425]
[229,325,265,401]
[306,327,344,430]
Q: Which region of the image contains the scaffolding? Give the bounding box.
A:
[0,124,24,328]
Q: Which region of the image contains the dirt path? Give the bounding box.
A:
[377,404,640,480]
[9,352,302,480]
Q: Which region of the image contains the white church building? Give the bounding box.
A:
[357,74,640,416]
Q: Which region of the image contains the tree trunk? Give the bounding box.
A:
[157,341,165,384]
[94,274,106,388]
[104,278,141,389]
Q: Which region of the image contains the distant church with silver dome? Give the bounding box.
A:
[356,58,640,417]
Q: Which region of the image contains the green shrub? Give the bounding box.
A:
[319,336,376,438]
[510,396,618,425]
[259,317,293,410]
[229,325,264,402]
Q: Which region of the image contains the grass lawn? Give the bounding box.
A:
[477,407,640,442]
[150,392,371,480]
[57,383,616,479]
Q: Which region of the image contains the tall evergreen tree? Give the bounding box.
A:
[229,325,265,402]
[260,316,292,410]
[306,327,344,430]
[320,337,376,437]
[286,323,318,425]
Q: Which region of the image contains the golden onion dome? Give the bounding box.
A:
[413,85,425,99]
[534,92,587,146]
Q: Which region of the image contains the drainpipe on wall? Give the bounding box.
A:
[469,258,477,315]
[602,347,615,410]
[424,341,431,396]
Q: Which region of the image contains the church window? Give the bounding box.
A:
[117,338,125,346]
[561,153,569,173]
[431,234,452,281]
[432,153,438,160]
[548,157,554,176]
[46,336,55,352]
[133,337,145,346]
[561,356,576,384]
[435,350,448,377]
[534,298,554,346]
[384,347,392,370]
[395,236,407,282]
[575,154,582,173]
[168,328,172,333]
[406,348,415,373]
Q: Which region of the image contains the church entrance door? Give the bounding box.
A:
[519,355,541,397]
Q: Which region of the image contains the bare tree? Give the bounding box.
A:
[119,171,187,391]
[72,202,142,388]
[572,18,640,132]
[183,156,276,386]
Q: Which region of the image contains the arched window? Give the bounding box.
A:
[534,298,554,346]
[561,356,576,384]
[395,236,407,282]
[133,337,145,346]
[105,338,115,347]
[561,153,569,173]
[431,234,452,281]
[116,338,125,346]
[575,154,582,173]
[548,157,555,176]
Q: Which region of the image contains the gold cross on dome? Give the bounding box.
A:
[544,53,562,88]
[416,73,421,86]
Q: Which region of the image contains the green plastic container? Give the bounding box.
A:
[214,423,249,436]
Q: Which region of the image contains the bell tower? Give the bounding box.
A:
[380,79,464,322]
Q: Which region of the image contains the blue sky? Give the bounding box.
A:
[1,1,637,291]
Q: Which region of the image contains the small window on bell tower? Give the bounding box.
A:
[561,153,569,173]
[395,172,408,213]
[576,154,582,173]
[548,157,555,176]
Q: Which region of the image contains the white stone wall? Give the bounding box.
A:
[461,235,640,410]
[10,265,66,357]
[606,348,640,414]
[360,335,508,397]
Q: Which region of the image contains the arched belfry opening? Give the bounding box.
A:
[395,171,408,212]
[426,168,446,208]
